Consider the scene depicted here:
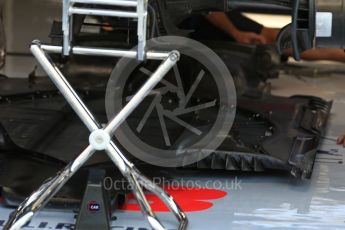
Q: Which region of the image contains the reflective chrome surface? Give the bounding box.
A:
[41,44,170,60]
[71,0,138,7]
[3,42,187,230]
[69,8,139,18]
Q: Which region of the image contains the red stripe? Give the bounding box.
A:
[119,187,227,212]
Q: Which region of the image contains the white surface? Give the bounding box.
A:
[316,12,333,38]
[243,13,291,29]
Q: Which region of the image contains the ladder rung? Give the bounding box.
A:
[70,0,138,7]
[69,7,138,18]
[41,45,170,60]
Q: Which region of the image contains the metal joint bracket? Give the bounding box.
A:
[89,129,111,151]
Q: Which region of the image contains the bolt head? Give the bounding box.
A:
[89,129,111,151]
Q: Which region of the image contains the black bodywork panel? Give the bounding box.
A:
[0,70,331,203]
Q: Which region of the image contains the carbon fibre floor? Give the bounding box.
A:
[0,61,344,230]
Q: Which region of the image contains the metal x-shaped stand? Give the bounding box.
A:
[4,41,188,230]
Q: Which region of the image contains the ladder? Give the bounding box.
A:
[63,0,147,60]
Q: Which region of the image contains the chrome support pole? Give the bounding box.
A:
[40,44,170,60]
[70,0,138,7]
[4,146,96,230]
[3,41,187,230]
[104,142,187,230]
[62,0,71,56]
[69,7,139,18]
[104,50,180,134]
[31,41,100,131]
[137,0,148,60]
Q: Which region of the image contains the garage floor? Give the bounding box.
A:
[0,62,344,230]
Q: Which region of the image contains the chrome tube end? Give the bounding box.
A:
[31,40,42,48]
[169,50,181,62]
